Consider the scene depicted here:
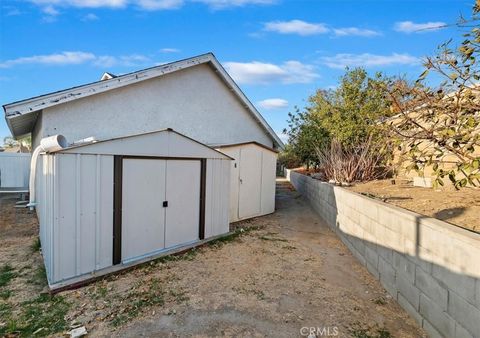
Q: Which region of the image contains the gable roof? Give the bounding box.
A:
[214,141,279,154]
[3,53,284,149]
[55,128,234,160]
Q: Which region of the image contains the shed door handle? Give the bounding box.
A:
[163,201,168,207]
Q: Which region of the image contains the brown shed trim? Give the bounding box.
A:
[113,155,123,265]
[112,155,207,265]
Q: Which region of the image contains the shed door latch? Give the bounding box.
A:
[163,201,168,207]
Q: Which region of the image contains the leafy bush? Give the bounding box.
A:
[284,68,393,169]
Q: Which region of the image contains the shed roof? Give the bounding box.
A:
[54,128,233,160]
[3,53,284,149]
[214,141,279,154]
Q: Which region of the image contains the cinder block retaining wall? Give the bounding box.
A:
[286,170,480,338]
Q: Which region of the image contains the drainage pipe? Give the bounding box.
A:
[27,135,68,210]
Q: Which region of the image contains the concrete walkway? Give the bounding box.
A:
[116,179,425,337]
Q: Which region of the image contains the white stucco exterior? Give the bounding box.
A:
[32,64,274,149]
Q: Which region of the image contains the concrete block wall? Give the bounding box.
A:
[286,169,480,338]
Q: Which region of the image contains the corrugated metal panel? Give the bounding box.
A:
[47,153,113,284]
[0,153,31,189]
[217,147,240,222]
[238,145,262,219]
[260,149,277,215]
[37,154,56,283]
[121,159,167,262]
[204,158,230,238]
[216,143,277,222]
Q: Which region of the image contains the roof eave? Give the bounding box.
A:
[3,53,215,119]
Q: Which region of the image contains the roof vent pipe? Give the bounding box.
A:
[27,135,68,210]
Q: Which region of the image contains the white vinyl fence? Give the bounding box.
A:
[0,153,31,190]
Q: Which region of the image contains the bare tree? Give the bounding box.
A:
[316,136,389,184]
[384,3,480,188]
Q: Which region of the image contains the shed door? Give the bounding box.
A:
[122,159,166,262]
[120,158,201,263]
[238,147,262,219]
[165,160,201,248]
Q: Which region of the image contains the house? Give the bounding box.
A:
[385,89,480,188]
[3,53,283,289]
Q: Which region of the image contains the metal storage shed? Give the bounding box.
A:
[35,129,231,289]
[215,142,277,222]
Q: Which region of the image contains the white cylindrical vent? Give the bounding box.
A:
[39,135,68,152]
[28,135,68,210]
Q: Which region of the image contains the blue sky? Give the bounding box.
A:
[0,0,473,144]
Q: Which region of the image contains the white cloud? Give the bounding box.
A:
[136,0,184,10]
[82,13,99,20]
[94,54,150,67]
[193,0,276,10]
[264,20,328,36]
[224,60,319,85]
[160,48,181,53]
[0,51,96,68]
[0,51,150,68]
[333,27,381,37]
[257,98,288,109]
[42,4,60,15]
[394,21,446,33]
[27,0,274,12]
[5,7,22,16]
[321,53,419,69]
[30,0,127,8]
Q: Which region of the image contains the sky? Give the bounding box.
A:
[0,0,474,144]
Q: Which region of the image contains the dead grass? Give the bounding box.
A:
[0,191,425,337]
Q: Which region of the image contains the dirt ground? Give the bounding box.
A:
[348,179,480,233]
[0,181,425,337]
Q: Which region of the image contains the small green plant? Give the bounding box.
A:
[29,265,47,287]
[169,288,189,303]
[91,284,109,300]
[110,278,166,327]
[0,301,12,318]
[0,289,12,299]
[372,297,387,305]
[155,248,198,265]
[0,294,70,337]
[252,289,266,300]
[208,226,260,247]
[350,327,391,338]
[377,328,392,338]
[0,264,16,287]
[31,237,41,252]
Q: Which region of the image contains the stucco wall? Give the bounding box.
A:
[33,64,273,149]
[286,169,480,338]
[31,111,43,149]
